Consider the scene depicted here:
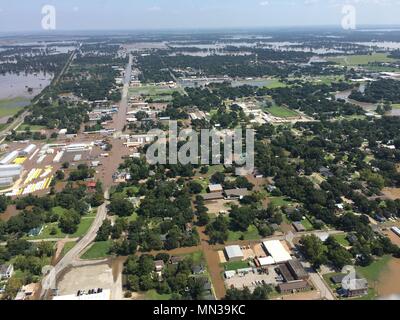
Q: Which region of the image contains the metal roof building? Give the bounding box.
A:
[262,240,292,264]
[224,245,244,261]
[20,144,36,156]
[0,151,19,165]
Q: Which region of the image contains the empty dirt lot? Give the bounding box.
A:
[57,262,114,296]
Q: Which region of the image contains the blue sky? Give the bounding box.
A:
[0,0,399,32]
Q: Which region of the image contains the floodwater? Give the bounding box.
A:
[335,87,376,111]
[0,72,53,100]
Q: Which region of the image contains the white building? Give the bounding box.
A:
[224,245,244,262]
[262,240,292,264]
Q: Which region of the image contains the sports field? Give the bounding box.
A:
[328,53,394,66]
[266,105,299,118]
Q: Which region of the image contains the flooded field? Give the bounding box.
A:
[0,72,53,100]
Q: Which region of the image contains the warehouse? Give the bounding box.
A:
[0,151,19,165]
[20,144,36,156]
[262,240,292,264]
[224,245,244,262]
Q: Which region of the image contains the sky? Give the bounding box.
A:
[0,0,400,32]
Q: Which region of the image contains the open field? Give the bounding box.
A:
[333,234,350,247]
[27,216,95,240]
[81,241,112,260]
[0,97,29,118]
[227,224,260,241]
[328,53,394,66]
[356,255,392,283]
[223,260,249,271]
[265,105,299,118]
[57,262,114,296]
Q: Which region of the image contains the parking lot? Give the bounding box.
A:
[225,267,282,292]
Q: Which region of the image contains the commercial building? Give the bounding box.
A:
[286,259,309,280]
[0,164,22,186]
[20,144,36,156]
[224,245,244,262]
[262,240,292,264]
[0,151,19,165]
[278,280,309,294]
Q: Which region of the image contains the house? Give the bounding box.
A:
[154,260,165,272]
[201,192,224,201]
[170,256,184,265]
[191,265,205,275]
[278,280,309,294]
[319,167,334,178]
[28,225,44,237]
[292,221,306,232]
[341,277,368,298]
[0,264,14,279]
[331,274,346,284]
[208,184,223,193]
[224,188,250,200]
[224,245,244,262]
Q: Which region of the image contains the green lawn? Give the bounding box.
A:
[0,97,30,117]
[60,241,76,258]
[301,218,314,231]
[228,224,260,241]
[265,105,299,118]
[356,255,392,283]
[81,241,111,260]
[27,216,95,240]
[17,123,47,131]
[392,104,400,109]
[144,289,172,300]
[333,234,351,247]
[268,196,294,207]
[224,260,249,271]
[328,53,394,66]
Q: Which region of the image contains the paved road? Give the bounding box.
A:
[40,191,109,298]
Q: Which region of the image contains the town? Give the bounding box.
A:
[1,12,400,303]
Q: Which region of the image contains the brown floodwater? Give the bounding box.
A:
[377,258,400,297]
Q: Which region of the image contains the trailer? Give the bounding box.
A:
[20,144,36,156]
[391,226,400,238]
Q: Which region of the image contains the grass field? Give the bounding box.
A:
[356,255,392,283]
[28,216,95,240]
[392,104,400,109]
[128,85,183,102]
[328,53,394,66]
[265,105,299,118]
[81,241,111,260]
[224,260,249,271]
[18,123,47,131]
[268,196,294,207]
[301,218,314,231]
[144,289,172,300]
[333,234,351,247]
[228,224,260,241]
[0,97,30,117]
